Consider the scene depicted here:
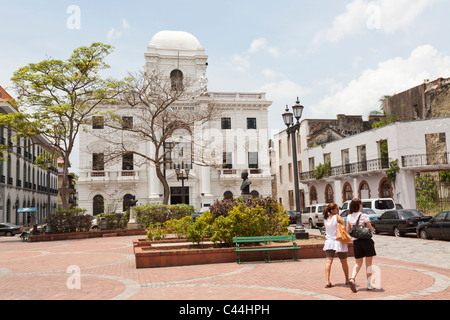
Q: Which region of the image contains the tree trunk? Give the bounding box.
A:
[155,163,170,205]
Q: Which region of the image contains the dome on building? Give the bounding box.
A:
[149,30,203,51]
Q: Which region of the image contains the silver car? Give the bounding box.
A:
[0,223,22,236]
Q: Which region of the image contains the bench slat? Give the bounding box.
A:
[233,234,299,264]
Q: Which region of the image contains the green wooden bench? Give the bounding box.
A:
[20,231,30,242]
[233,235,300,264]
[318,227,326,236]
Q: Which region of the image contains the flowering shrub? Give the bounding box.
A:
[210,203,289,246]
[164,216,193,239]
[146,222,168,241]
[104,189,123,213]
[143,197,289,247]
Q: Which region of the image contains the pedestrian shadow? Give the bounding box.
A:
[332,283,385,293]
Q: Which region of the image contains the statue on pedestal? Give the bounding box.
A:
[240,171,252,195]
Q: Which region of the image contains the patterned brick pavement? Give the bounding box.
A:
[0,233,449,302]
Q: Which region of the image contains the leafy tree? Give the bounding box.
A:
[0,43,122,209]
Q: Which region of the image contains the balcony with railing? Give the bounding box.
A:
[85,170,141,181]
[219,168,267,179]
[300,158,390,181]
[402,152,449,168]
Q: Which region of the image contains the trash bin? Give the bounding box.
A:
[99,217,107,230]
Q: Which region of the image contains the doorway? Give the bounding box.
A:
[170,187,190,205]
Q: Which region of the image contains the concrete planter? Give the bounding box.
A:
[133,238,354,268]
[28,229,147,242]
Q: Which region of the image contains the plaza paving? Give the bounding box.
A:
[0,228,449,301]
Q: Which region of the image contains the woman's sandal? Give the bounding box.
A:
[325,283,333,288]
[349,278,357,293]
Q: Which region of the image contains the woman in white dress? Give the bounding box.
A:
[323,203,349,288]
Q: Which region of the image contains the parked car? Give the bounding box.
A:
[301,204,326,228]
[91,216,99,230]
[0,223,22,236]
[286,210,299,224]
[372,209,431,237]
[340,208,380,225]
[416,211,450,241]
[339,200,352,214]
[361,198,395,215]
[192,213,202,223]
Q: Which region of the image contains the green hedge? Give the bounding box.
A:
[135,203,195,229]
[48,208,90,234]
[96,212,130,230]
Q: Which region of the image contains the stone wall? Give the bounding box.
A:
[384,77,450,121]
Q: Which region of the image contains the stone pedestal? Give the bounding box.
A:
[127,208,140,230]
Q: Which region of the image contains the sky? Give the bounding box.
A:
[1,0,450,173]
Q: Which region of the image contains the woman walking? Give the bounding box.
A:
[323,203,349,288]
[346,198,377,293]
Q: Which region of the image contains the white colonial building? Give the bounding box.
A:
[298,117,450,209]
[0,87,59,226]
[77,31,273,215]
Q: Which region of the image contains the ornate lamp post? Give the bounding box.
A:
[282,98,309,239]
[45,159,52,234]
[175,163,190,204]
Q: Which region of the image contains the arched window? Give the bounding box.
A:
[379,179,393,198]
[343,182,353,202]
[170,69,183,91]
[93,195,104,216]
[223,191,233,200]
[359,181,370,199]
[310,186,318,204]
[250,190,259,198]
[325,184,334,204]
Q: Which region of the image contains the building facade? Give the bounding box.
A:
[77,31,273,215]
[273,114,383,210]
[298,117,450,209]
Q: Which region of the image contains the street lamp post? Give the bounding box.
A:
[282,98,309,239]
[45,159,52,234]
[175,163,190,204]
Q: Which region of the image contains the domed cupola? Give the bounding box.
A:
[145,30,208,88]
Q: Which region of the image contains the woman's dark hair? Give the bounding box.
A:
[349,198,362,213]
[323,203,338,220]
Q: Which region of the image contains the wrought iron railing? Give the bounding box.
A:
[300,158,389,181]
[402,152,449,167]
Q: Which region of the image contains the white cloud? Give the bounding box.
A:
[230,37,281,73]
[260,80,312,105]
[230,54,250,74]
[313,0,437,46]
[310,44,450,118]
[249,38,267,53]
[106,19,130,41]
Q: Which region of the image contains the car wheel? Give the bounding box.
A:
[419,229,430,240]
[393,227,402,237]
[373,226,379,234]
[309,219,315,229]
[5,231,13,237]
